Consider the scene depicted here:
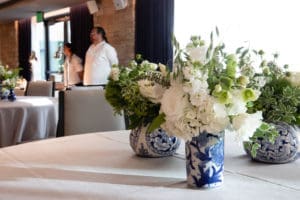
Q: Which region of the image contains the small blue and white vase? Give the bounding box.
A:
[7,88,16,102]
[244,122,299,164]
[129,125,181,158]
[186,131,224,188]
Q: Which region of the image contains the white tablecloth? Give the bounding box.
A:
[0,96,57,147]
[0,131,299,200]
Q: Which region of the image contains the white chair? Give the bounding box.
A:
[25,81,55,97]
[56,89,125,137]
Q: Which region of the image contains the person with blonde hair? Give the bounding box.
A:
[29,51,42,81]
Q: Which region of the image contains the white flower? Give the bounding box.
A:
[189,91,209,107]
[141,60,158,70]
[185,109,197,120]
[138,80,165,103]
[160,84,188,120]
[253,76,267,88]
[110,67,120,81]
[226,90,247,115]
[232,111,263,142]
[158,63,168,77]
[186,46,207,64]
[286,72,300,87]
[182,66,193,80]
[213,102,228,119]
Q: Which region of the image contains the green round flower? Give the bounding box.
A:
[242,88,258,102]
[218,90,232,104]
[220,76,233,90]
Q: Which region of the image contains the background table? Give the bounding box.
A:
[0,130,299,200]
[0,96,57,147]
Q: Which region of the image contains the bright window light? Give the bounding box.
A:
[175,0,300,71]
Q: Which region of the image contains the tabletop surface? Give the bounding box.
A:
[0,130,299,200]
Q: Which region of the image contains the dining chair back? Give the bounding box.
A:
[56,89,125,137]
[25,81,55,97]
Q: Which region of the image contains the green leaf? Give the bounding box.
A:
[147,113,166,133]
[250,143,260,157]
[215,26,219,36]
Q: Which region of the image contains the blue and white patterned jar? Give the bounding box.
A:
[244,122,299,164]
[129,125,181,158]
[186,131,224,188]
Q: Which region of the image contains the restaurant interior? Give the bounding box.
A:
[0,0,299,199]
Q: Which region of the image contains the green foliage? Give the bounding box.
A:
[105,57,169,129]
[147,113,166,133]
[247,122,279,157]
[249,78,300,125]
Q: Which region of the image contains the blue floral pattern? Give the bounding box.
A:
[130,126,180,158]
[186,131,224,188]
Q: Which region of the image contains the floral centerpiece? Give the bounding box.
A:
[105,55,180,157]
[151,30,266,188]
[243,50,300,163]
[0,65,20,101]
[156,31,264,143]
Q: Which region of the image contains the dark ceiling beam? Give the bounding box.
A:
[0,0,29,9]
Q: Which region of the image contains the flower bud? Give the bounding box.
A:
[262,66,270,75]
[214,84,222,93]
[237,76,249,87]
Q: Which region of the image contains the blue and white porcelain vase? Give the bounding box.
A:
[129,125,180,158]
[244,122,299,164]
[7,88,16,102]
[186,131,224,188]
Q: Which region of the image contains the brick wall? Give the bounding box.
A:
[0,21,18,68]
[93,0,136,66]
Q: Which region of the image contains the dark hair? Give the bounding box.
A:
[94,26,108,43]
[64,42,73,52]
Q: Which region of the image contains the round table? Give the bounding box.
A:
[0,96,57,147]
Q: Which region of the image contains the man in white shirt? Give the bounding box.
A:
[83,27,118,86]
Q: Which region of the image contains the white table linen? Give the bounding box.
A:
[0,131,299,200]
[0,96,57,147]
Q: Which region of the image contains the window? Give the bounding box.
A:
[31,7,70,81]
[175,0,300,71]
